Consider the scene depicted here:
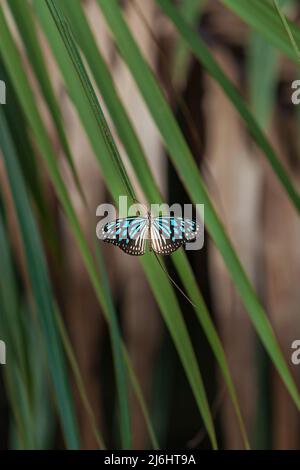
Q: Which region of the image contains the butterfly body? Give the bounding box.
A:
[101,213,200,256]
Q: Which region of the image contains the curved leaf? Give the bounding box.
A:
[98,0,300,413]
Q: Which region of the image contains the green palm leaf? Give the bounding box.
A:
[98,0,300,413]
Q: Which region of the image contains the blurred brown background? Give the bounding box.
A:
[1,0,300,450]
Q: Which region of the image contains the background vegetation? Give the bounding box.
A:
[0,0,300,449]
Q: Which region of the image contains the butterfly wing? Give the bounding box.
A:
[150,216,200,255]
[101,216,148,256]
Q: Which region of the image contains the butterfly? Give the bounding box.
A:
[100,213,201,256]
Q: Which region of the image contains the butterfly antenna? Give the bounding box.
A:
[140,202,149,215]
[153,251,199,310]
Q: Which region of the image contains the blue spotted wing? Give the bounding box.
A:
[150,216,200,255]
[101,216,149,256]
[101,215,200,256]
